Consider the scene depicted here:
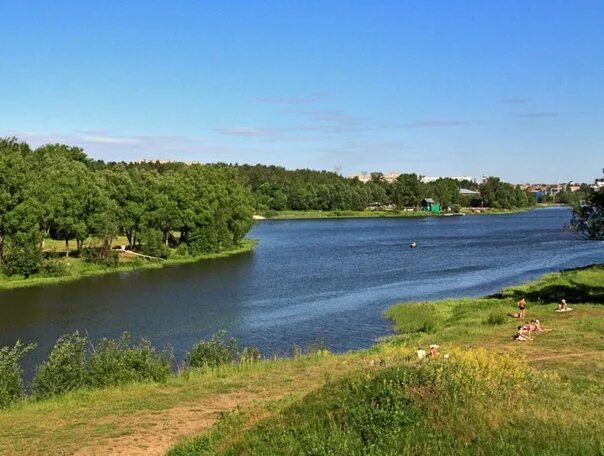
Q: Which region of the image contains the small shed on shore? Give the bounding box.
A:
[422,198,440,212]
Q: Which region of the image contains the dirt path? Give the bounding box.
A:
[531,350,604,362]
[56,356,366,456]
[74,391,256,456]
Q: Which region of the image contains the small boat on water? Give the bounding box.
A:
[443,213,465,217]
[409,242,417,248]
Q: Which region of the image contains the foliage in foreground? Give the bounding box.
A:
[0,341,36,409]
[169,350,603,456]
[33,331,173,400]
[0,329,263,407]
[570,187,604,240]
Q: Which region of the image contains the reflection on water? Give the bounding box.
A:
[1,208,603,376]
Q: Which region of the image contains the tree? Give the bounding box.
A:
[569,188,604,239]
[391,173,423,208]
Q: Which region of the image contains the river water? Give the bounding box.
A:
[1,207,603,374]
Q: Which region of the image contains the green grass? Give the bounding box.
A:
[0,239,257,291]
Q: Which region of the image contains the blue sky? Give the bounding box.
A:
[1,1,602,182]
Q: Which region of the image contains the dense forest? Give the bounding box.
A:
[1,137,541,279]
[0,138,255,278]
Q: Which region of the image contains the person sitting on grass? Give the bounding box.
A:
[556,299,573,312]
[514,322,533,341]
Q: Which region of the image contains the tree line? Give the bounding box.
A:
[0,138,255,277]
[237,165,537,213]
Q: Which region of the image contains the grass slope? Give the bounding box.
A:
[170,265,604,455]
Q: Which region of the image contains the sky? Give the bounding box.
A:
[1,1,603,183]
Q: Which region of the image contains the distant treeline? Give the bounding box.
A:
[0,138,255,277]
[236,165,538,213]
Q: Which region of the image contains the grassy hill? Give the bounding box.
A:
[0,265,602,455]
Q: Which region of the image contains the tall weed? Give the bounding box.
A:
[88,333,172,387]
[33,332,88,399]
[0,341,36,408]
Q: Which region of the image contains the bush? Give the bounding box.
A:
[240,346,262,363]
[39,258,68,277]
[0,341,36,409]
[88,333,172,387]
[33,332,88,399]
[81,247,119,266]
[2,232,43,278]
[174,243,190,257]
[140,229,169,259]
[186,331,238,368]
[485,312,505,325]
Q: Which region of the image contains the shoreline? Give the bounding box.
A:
[262,206,536,220]
[0,239,257,292]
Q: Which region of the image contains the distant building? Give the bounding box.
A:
[421,176,474,184]
[567,182,582,193]
[384,172,402,183]
[459,188,480,197]
[421,198,441,213]
[525,183,564,197]
[349,173,372,183]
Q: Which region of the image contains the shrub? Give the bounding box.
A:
[81,247,119,266]
[0,341,36,409]
[240,346,262,363]
[140,229,169,259]
[39,258,68,277]
[2,232,43,278]
[174,243,190,257]
[186,331,238,368]
[33,332,89,399]
[88,333,172,387]
[485,312,505,325]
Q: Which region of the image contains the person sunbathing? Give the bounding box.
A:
[533,319,552,332]
[555,299,573,312]
[514,323,533,341]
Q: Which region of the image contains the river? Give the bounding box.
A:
[1,207,603,375]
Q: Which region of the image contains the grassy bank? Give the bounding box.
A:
[169,265,604,455]
[0,265,602,455]
[264,207,532,219]
[0,240,257,291]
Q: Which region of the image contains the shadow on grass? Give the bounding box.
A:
[488,264,604,305]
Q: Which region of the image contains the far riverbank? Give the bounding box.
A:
[263,206,534,220]
[0,239,257,291]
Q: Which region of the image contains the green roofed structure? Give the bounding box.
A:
[421,198,441,213]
